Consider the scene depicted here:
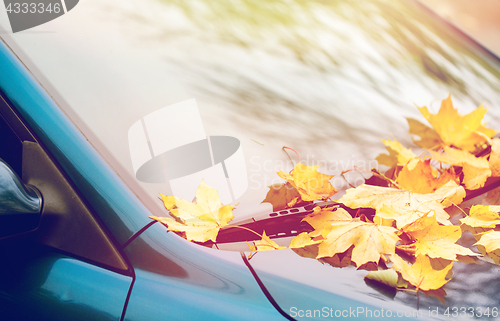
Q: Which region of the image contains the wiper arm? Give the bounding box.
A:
[209,202,374,245]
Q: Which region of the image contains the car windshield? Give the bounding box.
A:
[4,0,500,316]
[2,0,500,218]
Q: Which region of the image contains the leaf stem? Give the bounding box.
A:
[342,168,400,189]
[283,146,301,173]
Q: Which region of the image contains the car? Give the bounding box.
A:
[1,0,500,320]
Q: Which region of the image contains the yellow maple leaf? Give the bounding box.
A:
[247,231,287,258]
[460,205,500,229]
[316,217,400,268]
[418,95,495,152]
[290,207,352,262]
[289,232,322,249]
[474,230,500,264]
[427,179,466,208]
[430,146,491,190]
[340,181,465,229]
[320,248,354,268]
[150,180,235,243]
[401,215,478,261]
[489,138,500,177]
[391,254,453,291]
[289,235,324,260]
[261,182,303,211]
[364,269,409,289]
[375,205,439,231]
[277,163,337,201]
[376,139,418,168]
[397,159,458,194]
[302,206,352,237]
[407,118,442,150]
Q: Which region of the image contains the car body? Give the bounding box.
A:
[1,0,500,320]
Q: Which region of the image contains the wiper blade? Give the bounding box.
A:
[210,201,374,245]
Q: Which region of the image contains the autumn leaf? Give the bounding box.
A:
[396,159,458,194]
[376,139,417,168]
[290,207,355,264]
[364,168,393,187]
[427,179,466,208]
[247,231,287,259]
[375,205,437,231]
[150,180,235,243]
[391,254,453,291]
[302,206,352,237]
[418,94,495,152]
[422,288,447,306]
[340,181,465,228]
[277,163,336,201]
[288,232,324,260]
[289,232,322,249]
[489,138,500,176]
[303,206,400,269]
[290,242,320,260]
[261,182,304,211]
[430,146,491,190]
[364,269,409,289]
[460,205,500,229]
[320,248,354,268]
[316,217,400,268]
[407,118,441,150]
[474,230,500,264]
[400,215,478,261]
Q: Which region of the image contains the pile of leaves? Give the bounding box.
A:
[151,95,500,305]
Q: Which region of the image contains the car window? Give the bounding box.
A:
[1,0,500,217]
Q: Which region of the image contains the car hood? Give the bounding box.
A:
[239,187,500,320]
[246,248,426,320]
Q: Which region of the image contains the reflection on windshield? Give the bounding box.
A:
[135,0,500,168]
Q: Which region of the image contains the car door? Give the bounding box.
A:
[0,80,133,320]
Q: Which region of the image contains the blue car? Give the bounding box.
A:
[1,1,500,320]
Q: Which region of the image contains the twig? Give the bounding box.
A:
[342,168,400,189]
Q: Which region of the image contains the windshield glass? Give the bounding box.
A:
[2,0,500,218]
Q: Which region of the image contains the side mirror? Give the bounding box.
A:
[0,158,42,239]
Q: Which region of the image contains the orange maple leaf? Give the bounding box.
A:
[340,181,465,228]
[429,146,491,190]
[397,159,459,194]
[302,206,352,237]
[261,182,304,211]
[401,215,478,261]
[489,138,500,176]
[418,94,495,152]
[474,231,500,264]
[315,215,400,268]
[150,180,235,243]
[247,231,287,259]
[407,118,442,150]
[391,254,453,291]
[376,139,417,168]
[460,205,500,229]
[277,163,337,201]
